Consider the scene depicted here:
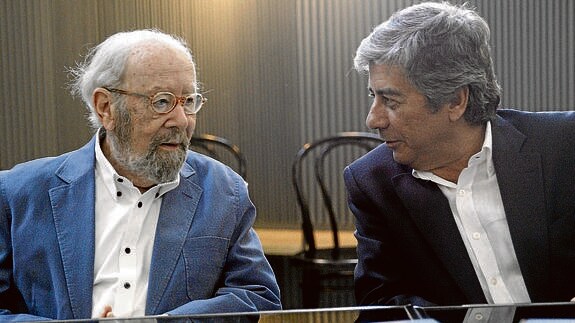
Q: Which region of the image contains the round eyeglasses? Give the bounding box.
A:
[104,87,207,115]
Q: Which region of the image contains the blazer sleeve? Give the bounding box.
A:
[344,160,436,307]
[0,171,53,321]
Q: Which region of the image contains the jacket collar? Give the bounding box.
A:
[145,160,202,314]
[490,115,548,300]
[51,136,98,318]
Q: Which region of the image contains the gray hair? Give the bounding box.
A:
[354,2,500,124]
[69,29,197,130]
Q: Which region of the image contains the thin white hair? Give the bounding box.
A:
[68,29,197,129]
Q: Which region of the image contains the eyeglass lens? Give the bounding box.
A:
[151,92,204,114]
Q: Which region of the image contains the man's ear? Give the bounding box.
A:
[93,88,115,130]
[447,86,469,122]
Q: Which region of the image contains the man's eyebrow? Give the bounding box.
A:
[369,87,403,97]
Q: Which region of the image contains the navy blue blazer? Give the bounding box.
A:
[344,109,575,306]
[0,135,281,321]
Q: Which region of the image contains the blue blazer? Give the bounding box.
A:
[0,135,281,321]
[344,109,575,306]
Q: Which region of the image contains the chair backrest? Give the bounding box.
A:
[189,134,247,180]
[292,132,384,257]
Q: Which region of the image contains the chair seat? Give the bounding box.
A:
[290,247,357,308]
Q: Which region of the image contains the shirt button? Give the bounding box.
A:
[458,189,465,196]
[117,178,123,183]
[125,247,131,254]
[116,191,122,197]
[472,232,481,240]
[124,282,131,289]
[137,201,143,208]
[475,313,484,320]
[490,277,498,285]
[155,192,160,198]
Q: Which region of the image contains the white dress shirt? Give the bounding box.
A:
[413,122,531,304]
[92,133,179,318]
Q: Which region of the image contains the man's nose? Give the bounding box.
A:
[365,102,389,130]
[165,102,190,129]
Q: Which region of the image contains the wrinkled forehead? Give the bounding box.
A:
[123,42,196,80]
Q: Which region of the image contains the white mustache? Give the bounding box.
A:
[150,130,189,151]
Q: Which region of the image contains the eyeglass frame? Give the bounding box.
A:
[103,87,207,115]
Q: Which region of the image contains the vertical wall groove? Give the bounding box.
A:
[1,0,58,169]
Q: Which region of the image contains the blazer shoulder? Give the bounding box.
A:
[495,109,575,151]
[347,144,409,177]
[182,151,245,185]
[1,153,70,187]
[497,109,575,132]
[0,140,95,198]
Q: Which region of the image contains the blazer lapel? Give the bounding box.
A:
[50,138,97,318]
[393,174,486,303]
[146,162,201,315]
[491,116,548,300]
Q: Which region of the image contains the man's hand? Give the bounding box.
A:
[98,305,114,318]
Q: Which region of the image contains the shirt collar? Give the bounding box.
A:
[480,120,493,163]
[94,128,180,200]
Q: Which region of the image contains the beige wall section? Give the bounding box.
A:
[1,0,574,228]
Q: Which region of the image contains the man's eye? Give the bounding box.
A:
[368,91,399,109]
[385,98,399,109]
[378,96,399,109]
[152,98,172,112]
[184,97,195,107]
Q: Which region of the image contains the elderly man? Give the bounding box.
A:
[0,29,281,320]
[345,2,575,307]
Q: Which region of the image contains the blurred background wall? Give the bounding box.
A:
[1,0,574,230]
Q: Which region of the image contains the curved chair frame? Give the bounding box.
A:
[292,131,383,258]
[189,134,247,180]
[290,131,383,308]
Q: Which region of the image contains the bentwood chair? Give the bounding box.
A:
[290,131,384,308]
[189,134,247,180]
